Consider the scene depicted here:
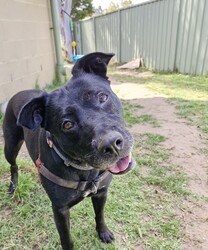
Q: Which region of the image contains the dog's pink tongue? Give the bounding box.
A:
[108,155,131,174]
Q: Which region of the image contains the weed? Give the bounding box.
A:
[45,77,66,91]
[0,112,4,126]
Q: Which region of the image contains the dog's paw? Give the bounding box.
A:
[8,182,16,195]
[98,229,115,243]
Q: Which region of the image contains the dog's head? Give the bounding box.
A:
[17,52,134,174]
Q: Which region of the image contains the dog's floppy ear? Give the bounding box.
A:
[17,93,47,131]
[72,52,115,79]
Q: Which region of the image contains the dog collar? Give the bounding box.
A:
[45,131,94,171]
[35,157,110,197]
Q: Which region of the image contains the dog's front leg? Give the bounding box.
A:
[91,190,115,243]
[52,205,74,250]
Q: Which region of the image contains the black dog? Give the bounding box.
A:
[3,52,134,250]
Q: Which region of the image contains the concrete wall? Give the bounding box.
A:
[0,0,56,103]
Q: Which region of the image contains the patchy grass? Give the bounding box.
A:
[1,69,206,249]
[0,112,4,126]
[109,68,208,137]
[0,130,186,250]
[136,133,189,196]
[146,73,208,136]
[147,73,208,101]
[122,101,159,128]
[0,98,186,250]
[108,67,151,84]
[124,113,159,127]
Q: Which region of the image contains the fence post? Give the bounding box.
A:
[93,17,97,51]
[173,0,182,72]
[118,9,121,62]
[75,22,82,54]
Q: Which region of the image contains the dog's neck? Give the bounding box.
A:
[45,131,94,171]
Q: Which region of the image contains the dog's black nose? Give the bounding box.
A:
[98,132,124,156]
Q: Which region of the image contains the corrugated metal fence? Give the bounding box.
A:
[75,0,208,76]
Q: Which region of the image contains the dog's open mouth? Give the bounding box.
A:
[107,153,135,175]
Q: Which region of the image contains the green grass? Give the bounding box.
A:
[125,113,159,127]
[146,73,208,136]
[0,133,185,249]
[0,132,187,249]
[45,76,67,91]
[108,67,151,84]
[110,68,208,136]
[122,101,159,127]
[0,112,4,126]
[136,133,189,196]
[0,127,185,249]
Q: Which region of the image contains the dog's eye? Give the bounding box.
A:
[98,92,108,103]
[62,121,74,130]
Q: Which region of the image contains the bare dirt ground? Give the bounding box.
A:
[1,73,208,249]
[111,78,208,250]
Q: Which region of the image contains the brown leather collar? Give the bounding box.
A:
[35,157,111,197]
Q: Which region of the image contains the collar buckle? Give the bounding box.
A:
[82,181,98,197]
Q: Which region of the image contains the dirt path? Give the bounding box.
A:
[111,80,208,250]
